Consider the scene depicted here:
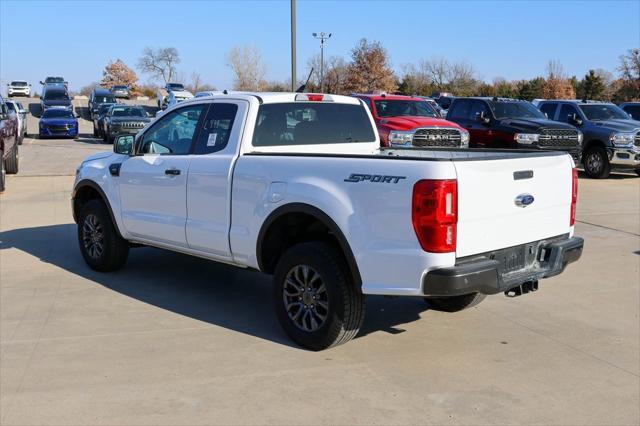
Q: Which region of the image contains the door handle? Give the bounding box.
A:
[165,169,181,176]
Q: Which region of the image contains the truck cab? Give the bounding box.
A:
[352,93,469,148]
[538,100,640,178]
[447,97,583,162]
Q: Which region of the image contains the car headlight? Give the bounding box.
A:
[577,131,583,143]
[460,129,470,147]
[514,133,539,144]
[610,132,635,147]
[388,130,413,146]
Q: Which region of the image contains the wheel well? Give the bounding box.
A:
[258,207,361,285]
[72,185,103,222]
[583,139,606,152]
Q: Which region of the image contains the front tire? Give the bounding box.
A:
[5,144,18,175]
[583,147,611,179]
[273,242,365,351]
[424,293,486,312]
[77,199,129,272]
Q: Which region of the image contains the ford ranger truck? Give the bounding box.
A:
[538,100,640,178]
[447,97,583,163]
[72,92,584,350]
[352,93,469,148]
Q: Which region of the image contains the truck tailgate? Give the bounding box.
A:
[454,154,573,257]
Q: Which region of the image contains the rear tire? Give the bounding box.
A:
[5,144,18,175]
[273,242,365,351]
[424,293,486,312]
[583,147,611,179]
[77,199,129,272]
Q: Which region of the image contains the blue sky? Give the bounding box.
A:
[1,0,638,91]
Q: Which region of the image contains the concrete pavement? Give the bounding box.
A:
[1,105,639,425]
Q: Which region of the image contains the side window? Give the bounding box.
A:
[469,100,490,120]
[539,103,557,120]
[139,104,205,155]
[558,104,579,123]
[194,103,239,154]
[624,105,640,120]
[447,100,472,120]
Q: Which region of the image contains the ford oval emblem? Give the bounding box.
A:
[515,194,535,208]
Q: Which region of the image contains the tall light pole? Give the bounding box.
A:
[312,32,331,92]
[290,0,297,92]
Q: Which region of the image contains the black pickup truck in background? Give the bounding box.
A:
[446,97,583,162]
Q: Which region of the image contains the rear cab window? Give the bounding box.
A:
[539,103,558,120]
[252,102,375,147]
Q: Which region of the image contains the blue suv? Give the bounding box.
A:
[538,100,640,178]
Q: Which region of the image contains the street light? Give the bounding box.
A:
[312,32,331,92]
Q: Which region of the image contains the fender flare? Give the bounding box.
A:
[256,202,362,286]
[72,179,124,239]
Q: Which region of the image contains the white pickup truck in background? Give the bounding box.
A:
[72,92,583,350]
[157,82,194,110]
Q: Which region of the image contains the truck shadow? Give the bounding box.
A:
[1,224,429,349]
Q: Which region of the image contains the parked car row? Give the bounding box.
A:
[0,94,20,192]
[349,91,639,178]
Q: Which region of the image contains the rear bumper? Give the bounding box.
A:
[422,236,584,296]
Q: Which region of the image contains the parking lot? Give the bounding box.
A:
[1,99,639,425]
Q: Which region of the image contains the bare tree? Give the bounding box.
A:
[137,47,180,84]
[307,54,348,93]
[226,45,267,91]
[186,71,215,93]
[618,48,640,81]
[420,57,450,90]
[542,60,575,99]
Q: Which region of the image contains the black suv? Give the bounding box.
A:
[538,100,640,178]
[447,97,582,161]
[88,88,116,119]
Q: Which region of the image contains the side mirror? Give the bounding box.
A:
[114,134,135,155]
[0,112,7,121]
[476,111,490,124]
[570,113,583,126]
[19,109,26,114]
[39,81,44,85]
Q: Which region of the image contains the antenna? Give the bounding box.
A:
[295,68,314,93]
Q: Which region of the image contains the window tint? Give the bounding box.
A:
[252,102,375,147]
[5,102,16,112]
[623,105,640,120]
[558,104,579,123]
[194,103,238,154]
[373,100,437,118]
[447,99,473,120]
[139,105,204,155]
[539,103,557,119]
[579,104,630,120]
[470,100,490,120]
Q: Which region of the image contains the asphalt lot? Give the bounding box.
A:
[1,99,639,425]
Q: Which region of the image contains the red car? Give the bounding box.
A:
[351,93,469,148]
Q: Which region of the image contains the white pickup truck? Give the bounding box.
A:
[157,83,194,110]
[72,93,583,350]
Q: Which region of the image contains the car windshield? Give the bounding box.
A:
[45,77,64,83]
[253,102,376,146]
[11,81,28,87]
[110,107,145,117]
[374,100,438,118]
[579,104,630,121]
[98,104,115,114]
[42,109,74,118]
[94,95,116,103]
[489,101,545,119]
[113,86,127,90]
[5,102,16,111]
[168,83,184,90]
[44,90,69,101]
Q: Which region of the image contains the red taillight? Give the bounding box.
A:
[570,167,578,226]
[412,179,458,253]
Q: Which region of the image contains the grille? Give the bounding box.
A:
[119,122,146,129]
[538,128,580,147]
[48,124,70,132]
[412,128,461,147]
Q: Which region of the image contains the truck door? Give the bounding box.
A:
[118,104,207,247]
[185,100,248,260]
